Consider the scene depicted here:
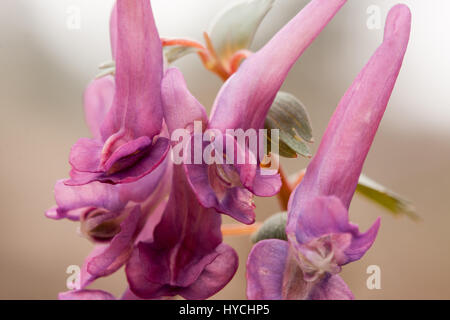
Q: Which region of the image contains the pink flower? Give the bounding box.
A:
[247,4,411,300]
[163,0,348,224]
[65,0,169,187]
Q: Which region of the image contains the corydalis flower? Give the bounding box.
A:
[66,0,169,186]
[48,0,173,294]
[163,0,348,225]
[247,4,411,300]
[125,164,239,300]
[119,82,239,300]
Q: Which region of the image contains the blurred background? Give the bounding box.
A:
[0,0,449,299]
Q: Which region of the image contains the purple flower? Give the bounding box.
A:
[46,0,173,293]
[246,4,411,300]
[125,165,239,300]
[163,0,348,225]
[118,75,239,300]
[59,289,116,300]
[47,157,172,288]
[65,0,169,187]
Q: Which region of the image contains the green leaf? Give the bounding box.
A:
[251,212,287,244]
[265,131,298,158]
[357,175,419,220]
[163,45,199,64]
[265,91,313,158]
[208,0,274,62]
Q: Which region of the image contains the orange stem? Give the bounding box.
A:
[161,37,211,67]
[161,38,206,50]
[229,50,252,74]
[221,223,262,237]
[203,32,231,81]
[277,165,292,211]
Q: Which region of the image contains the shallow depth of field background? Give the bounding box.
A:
[0,0,449,299]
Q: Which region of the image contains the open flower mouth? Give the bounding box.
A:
[81,209,125,243]
[209,163,243,195]
[105,146,150,175]
[101,135,153,175]
[296,235,342,283]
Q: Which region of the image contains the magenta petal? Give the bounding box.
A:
[134,199,169,245]
[45,205,86,221]
[101,0,163,140]
[85,206,141,279]
[345,217,381,263]
[161,68,208,135]
[50,153,170,220]
[121,288,145,300]
[294,196,353,244]
[307,275,354,300]
[79,245,105,288]
[84,76,115,140]
[209,0,347,133]
[66,137,170,186]
[126,165,233,300]
[101,137,170,184]
[247,240,354,300]
[287,6,411,262]
[184,134,258,224]
[69,138,103,173]
[102,136,152,173]
[59,289,115,300]
[51,180,122,218]
[179,244,239,300]
[288,5,412,218]
[293,196,380,265]
[250,169,281,197]
[184,161,256,225]
[246,239,290,300]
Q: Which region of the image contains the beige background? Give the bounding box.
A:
[0,0,449,299]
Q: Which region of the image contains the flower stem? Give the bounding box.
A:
[277,164,292,211]
[221,223,262,236]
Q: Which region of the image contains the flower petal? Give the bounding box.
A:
[126,165,231,300]
[246,239,290,300]
[101,0,163,140]
[45,206,86,221]
[59,289,115,300]
[184,134,257,224]
[49,152,170,220]
[209,0,347,133]
[101,136,152,173]
[179,243,239,300]
[250,168,281,197]
[293,196,380,265]
[100,137,169,184]
[307,275,354,300]
[161,68,208,135]
[184,161,256,225]
[85,206,141,279]
[288,4,411,219]
[84,76,115,141]
[247,239,354,300]
[69,138,103,173]
[66,137,170,186]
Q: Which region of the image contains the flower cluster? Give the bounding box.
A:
[47,0,411,300]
